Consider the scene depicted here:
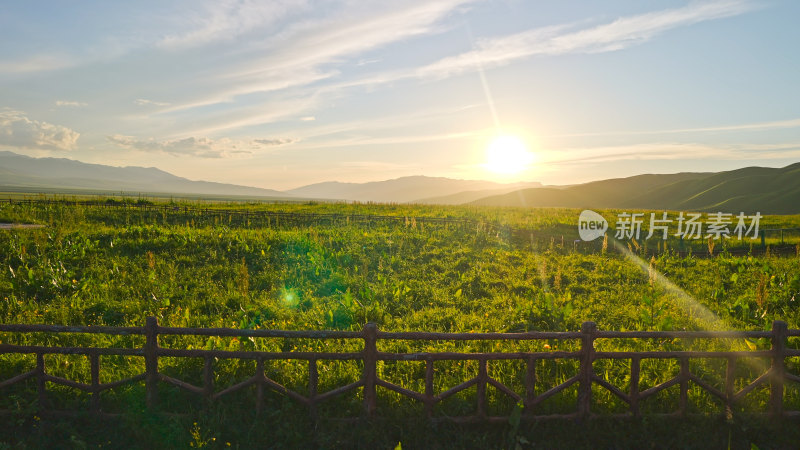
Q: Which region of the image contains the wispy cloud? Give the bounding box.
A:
[0,54,76,75]
[284,103,483,143]
[0,110,80,151]
[158,0,311,50]
[158,0,476,115]
[170,95,317,137]
[417,0,754,79]
[313,0,752,90]
[107,134,295,158]
[295,131,480,150]
[654,118,800,134]
[541,141,800,166]
[134,98,171,107]
[253,138,297,146]
[543,118,800,138]
[276,0,756,107]
[339,160,412,170]
[356,58,381,67]
[55,100,88,108]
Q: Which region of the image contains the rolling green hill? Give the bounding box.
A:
[472,163,800,214]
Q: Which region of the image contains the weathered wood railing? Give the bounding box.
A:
[0,318,798,421]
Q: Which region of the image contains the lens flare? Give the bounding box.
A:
[610,238,767,372]
[281,288,299,308]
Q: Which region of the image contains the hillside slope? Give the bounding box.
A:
[472,163,800,214]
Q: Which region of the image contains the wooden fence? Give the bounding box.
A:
[1,318,799,422]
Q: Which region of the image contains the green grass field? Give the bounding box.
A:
[1,198,799,448]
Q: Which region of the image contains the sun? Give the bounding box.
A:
[484,135,534,175]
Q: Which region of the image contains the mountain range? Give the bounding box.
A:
[1,151,798,213]
[0,151,288,199]
[286,178,541,203]
[472,163,800,214]
[0,151,538,203]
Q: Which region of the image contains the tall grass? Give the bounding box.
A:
[1,199,800,447]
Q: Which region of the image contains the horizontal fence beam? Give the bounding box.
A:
[0,318,798,422]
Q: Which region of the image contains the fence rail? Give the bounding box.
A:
[1,318,799,421]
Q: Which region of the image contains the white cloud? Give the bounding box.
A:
[284,103,483,144]
[312,0,752,88]
[541,141,800,166]
[295,131,479,151]
[417,0,754,79]
[0,54,76,75]
[0,110,80,151]
[356,58,381,67]
[656,118,800,134]
[158,0,311,50]
[159,0,476,115]
[170,95,319,137]
[134,98,171,107]
[541,117,800,139]
[253,138,297,146]
[55,100,88,107]
[107,134,295,158]
[338,160,413,170]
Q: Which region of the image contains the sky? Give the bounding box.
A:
[1,0,799,191]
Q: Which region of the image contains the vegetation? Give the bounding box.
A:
[473,162,800,214]
[1,198,799,448]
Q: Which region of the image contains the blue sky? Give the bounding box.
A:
[1,0,799,190]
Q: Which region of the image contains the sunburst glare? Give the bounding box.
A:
[484,135,535,175]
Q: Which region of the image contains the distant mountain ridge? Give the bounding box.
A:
[0,151,543,203]
[0,151,291,198]
[2,151,798,213]
[286,176,542,203]
[471,163,800,214]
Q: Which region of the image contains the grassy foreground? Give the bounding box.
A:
[1,198,799,448]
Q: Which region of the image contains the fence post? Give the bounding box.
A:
[477,359,488,418]
[203,356,214,401]
[578,321,596,419]
[36,353,46,413]
[145,316,159,410]
[309,358,318,421]
[524,356,536,416]
[629,356,640,417]
[425,358,434,419]
[770,320,787,417]
[90,351,100,412]
[255,357,265,416]
[362,322,378,417]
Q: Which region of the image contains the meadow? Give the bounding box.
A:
[1,198,799,448]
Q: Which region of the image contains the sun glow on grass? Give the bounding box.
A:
[281,287,299,308]
[484,135,535,175]
[610,238,767,372]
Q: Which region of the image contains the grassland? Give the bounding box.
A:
[1,198,799,448]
